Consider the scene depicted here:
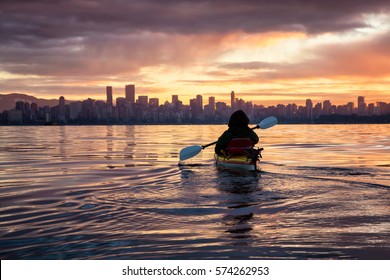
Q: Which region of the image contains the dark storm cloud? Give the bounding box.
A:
[1,0,390,78]
[2,0,390,40]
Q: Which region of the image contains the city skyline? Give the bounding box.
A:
[1,1,390,105]
[3,84,390,110]
[1,84,389,125]
[2,84,386,109]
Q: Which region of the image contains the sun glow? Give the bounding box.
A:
[218,32,308,64]
[1,4,390,106]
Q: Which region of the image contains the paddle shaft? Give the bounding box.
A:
[201,125,260,149]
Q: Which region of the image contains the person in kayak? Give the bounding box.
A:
[215,110,259,155]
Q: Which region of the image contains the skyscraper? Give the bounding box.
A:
[172,95,179,104]
[149,98,159,108]
[196,94,203,112]
[204,96,216,120]
[59,96,66,122]
[346,102,354,114]
[125,84,135,104]
[15,101,25,111]
[358,96,366,115]
[106,86,113,107]
[231,91,235,111]
[30,103,38,113]
[323,100,331,115]
[190,98,197,120]
[208,96,215,110]
[306,99,313,121]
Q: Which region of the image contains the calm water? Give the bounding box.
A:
[0,124,389,259]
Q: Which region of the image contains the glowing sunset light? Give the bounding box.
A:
[0,0,389,106]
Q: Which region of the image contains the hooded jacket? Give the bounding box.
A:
[215,110,259,154]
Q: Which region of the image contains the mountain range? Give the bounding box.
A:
[0,93,66,112]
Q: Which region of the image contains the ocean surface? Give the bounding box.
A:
[0,124,389,259]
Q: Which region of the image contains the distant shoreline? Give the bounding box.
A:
[1,120,389,126]
[1,112,389,126]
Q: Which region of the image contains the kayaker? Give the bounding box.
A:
[215,110,259,155]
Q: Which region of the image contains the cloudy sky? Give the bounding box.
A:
[1,0,390,105]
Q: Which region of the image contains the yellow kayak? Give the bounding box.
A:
[215,147,263,171]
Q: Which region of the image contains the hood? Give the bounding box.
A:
[228,110,249,128]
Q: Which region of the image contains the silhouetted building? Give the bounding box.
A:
[149,98,159,108]
[196,94,203,112]
[204,96,216,120]
[137,96,148,105]
[172,95,179,104]
[358,96,366,115]
[286,103,298,120]
[116,97,126,121]
[106,86,113,120]
[59,96,66,123]
[106,86,113,107]
[69,101,82,120]
[2,84,389,125]
[190,98,197,120]
[209,97,215,109]
[323,100,331,115]
[125,84,135,104]
[81,98,95,120]
[15,101,30,122]
[7,109,23,124]
[346,102,354,115]
[231,91,235,111]
[306,99,313,121]
[15,101,25,111]
[31,103,38,112]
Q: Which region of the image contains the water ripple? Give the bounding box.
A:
[0,125,389,259]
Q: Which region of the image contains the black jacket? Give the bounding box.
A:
[215,110,259,154]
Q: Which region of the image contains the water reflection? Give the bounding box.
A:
[105,126,113,160]
[215,169,261,245]
[0,124,388,259]
[123,126,136,161]
[58,126,67,159]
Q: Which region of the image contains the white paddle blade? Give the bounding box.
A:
[179,145,203,161]
[259,116,278,129]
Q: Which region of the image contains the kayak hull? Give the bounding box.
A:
[214,154,260,171]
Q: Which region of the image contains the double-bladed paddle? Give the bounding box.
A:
[179,116,278,161]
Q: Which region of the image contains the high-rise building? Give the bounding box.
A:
[204,96,216,120]
[59,96,66,122]
[190,98,197,120]
[323,100,331,115]
[367,103,375,115]
[137,95,148,105]
[106,86,113,107]
[346,102,354,114]
[208,97,215,110]
[149,98,159,108]
[358,96,366,115]
[30,103,38,113]
[125,84,135,104]
[81,98,96,120]
[15,101,25,111]
[231,91,235,111]
[116,97,126,108]
[196,94,203,112]
[306,99,313,121]
[116,97,127,121]
[69,101,82,120]
[172,95,179,104]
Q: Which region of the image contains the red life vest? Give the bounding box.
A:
[225,138,254,155]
